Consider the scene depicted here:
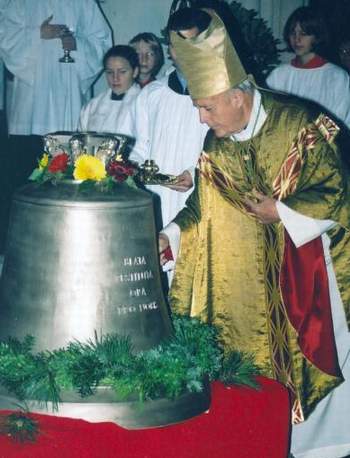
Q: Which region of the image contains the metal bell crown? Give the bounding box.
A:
[43,130,132,163]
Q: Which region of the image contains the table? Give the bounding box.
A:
[0,377,291,458]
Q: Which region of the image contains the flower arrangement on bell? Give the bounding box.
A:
[29,142,138,191]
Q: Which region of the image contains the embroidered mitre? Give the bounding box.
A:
[170,8,249,99]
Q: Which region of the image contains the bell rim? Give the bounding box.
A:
[0,381,211,429]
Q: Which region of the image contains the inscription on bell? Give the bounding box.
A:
[123,256,147,266]
[130,288,147,297]
[116,301,158,316]
[111,253,161,316]
[116,270,154,283]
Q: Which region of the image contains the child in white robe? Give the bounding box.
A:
[267,6,350,129]
[78,45,140,134]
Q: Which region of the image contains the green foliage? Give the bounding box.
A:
[125,175,138,189]
[80,176,119,193]
[0,316,260,409]
[0,336,38,400]
[219,351,260,389]
[28,168,67,185]
[0,412,39,443]
[228,1,280,79]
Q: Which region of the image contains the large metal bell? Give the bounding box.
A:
[0,132,211,428]
[0,181,172,351]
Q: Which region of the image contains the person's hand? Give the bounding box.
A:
[244,192,280,224]
[41,15,69,40]
[164,170,193,192]
[159,233,170,266]
[61,33,77,51]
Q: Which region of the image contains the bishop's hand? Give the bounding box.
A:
[163,170,193,192]
[159,233,170,266]
[244,192,280,224]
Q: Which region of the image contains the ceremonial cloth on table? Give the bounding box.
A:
[0,377,290,458]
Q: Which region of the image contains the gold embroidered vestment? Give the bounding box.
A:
[169,92,350,421]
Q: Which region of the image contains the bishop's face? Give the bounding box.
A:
[194,89,251,138]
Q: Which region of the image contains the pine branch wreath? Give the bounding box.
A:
[0,315,260,409]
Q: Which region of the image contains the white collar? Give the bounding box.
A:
[230,89,267,142]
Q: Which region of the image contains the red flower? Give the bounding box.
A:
[107,160,136,182]
[48,153,69,173]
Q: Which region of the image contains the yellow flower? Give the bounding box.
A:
[73,154,107,181]
[38,153,49,170]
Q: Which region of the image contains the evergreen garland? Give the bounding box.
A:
[228,1,281,81]
[0,315,260,409]
[0,412,39,443]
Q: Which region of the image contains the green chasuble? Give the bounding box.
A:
[169,91,350,422]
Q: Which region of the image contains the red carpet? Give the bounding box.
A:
[0,377,291,458]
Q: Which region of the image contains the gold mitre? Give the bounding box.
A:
[170,8,248,99]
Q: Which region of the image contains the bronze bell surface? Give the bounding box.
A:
[0,132,211,428]
[0,181,172,352]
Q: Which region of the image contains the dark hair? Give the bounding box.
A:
[129,32,164,76]
[167,7,211,37]
[103,45,139,70]
[283,7,329,55]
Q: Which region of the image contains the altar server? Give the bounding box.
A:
[0,0,112,136]
[267,6,350,129]
[78,45,140,133]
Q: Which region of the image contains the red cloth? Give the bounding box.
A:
[161,245,174,261]
[280,232,341,377]
[0,377,290,458]
[291,55,328,68]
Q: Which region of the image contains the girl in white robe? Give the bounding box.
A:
[129,33,165,88]
[267,6,350,129]
[78,45,140,134]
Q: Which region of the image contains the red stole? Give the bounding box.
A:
[291,55,328,69]
[280,231,342,377]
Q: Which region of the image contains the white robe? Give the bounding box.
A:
[128,73,209,227]
[266,62,350,128]
[0,0,112,135]
[77,84,140,134]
